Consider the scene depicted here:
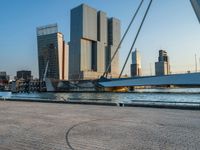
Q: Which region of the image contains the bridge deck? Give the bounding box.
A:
[99,72,200,87]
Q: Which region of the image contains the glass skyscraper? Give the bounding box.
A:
[37,24,68,80]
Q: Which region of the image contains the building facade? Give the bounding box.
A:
[37,24,68,80]
[16,70,32,81]
[0,72,9,90]
[191,0,200,23]
[130,49,142,77]
[69,4,120,80]
[155,50,170,76]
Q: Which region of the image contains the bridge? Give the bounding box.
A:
[44,0,200,92]
[98,0,200,90]
[191,0,200,23]
[98,72,200,88]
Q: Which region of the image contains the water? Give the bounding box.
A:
[1,88,200,106]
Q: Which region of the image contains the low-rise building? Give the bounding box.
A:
[15,70,32,81]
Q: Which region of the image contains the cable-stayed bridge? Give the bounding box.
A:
[98,0,200,90]
[98,72,200,88]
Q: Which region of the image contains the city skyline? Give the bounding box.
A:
[0,0,200,79]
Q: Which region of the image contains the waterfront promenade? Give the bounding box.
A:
[0,101,200,150]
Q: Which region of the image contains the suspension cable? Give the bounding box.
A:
[119,0,153,78]
[102,0,144,78]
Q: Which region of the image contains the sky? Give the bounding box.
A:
[0,0,200,79]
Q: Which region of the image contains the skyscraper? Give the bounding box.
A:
[0,72,9,90]
[155,50,170,76]
[69,4,120,80]
[130,49,142,77]
[37,24,68,80]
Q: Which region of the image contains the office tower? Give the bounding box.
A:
[130,49,142,77]
[107,18,121,76]
[0,72,9,90]
[69,4,121,80]
[155,50,170,76]
[37,24,68,80]
[16,70,32,80]
[0,72,9,82]
[191,0,200,23]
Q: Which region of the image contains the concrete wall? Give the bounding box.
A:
[82,4,97,41]
[70,5,83,40]
[108,18,121,46]
[95,42,106,73]
[107,18,120,75]
[108,45,119,76]
[98,11,108,43]
[80,39,92,71]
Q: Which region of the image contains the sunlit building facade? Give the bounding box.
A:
[130,49,142,77]
[37,24,68,80]
[155,50,170,76]
[69,4,120,80]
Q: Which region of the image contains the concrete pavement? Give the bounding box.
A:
[0,101,200,150]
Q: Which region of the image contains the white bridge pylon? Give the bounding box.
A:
[99,73,200,87]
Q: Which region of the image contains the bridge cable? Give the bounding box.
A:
[102,0,144,78]
[119,0,153,78]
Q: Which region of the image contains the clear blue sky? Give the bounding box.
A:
[0,0,200,79]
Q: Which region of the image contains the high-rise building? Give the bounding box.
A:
[0,72,9,90]
[107,18,121,76]
[155,50,170,76]
[37,24,68,80]
[130,49,142,77]
[0,72,9,82]
[16,70,32,81]
[190,0,200,23]
[69,4,120,80]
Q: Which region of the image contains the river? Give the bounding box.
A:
[0,88,200,106]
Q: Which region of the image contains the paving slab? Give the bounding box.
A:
[0,101,200,150]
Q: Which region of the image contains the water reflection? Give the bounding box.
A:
[0,88,200,104]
